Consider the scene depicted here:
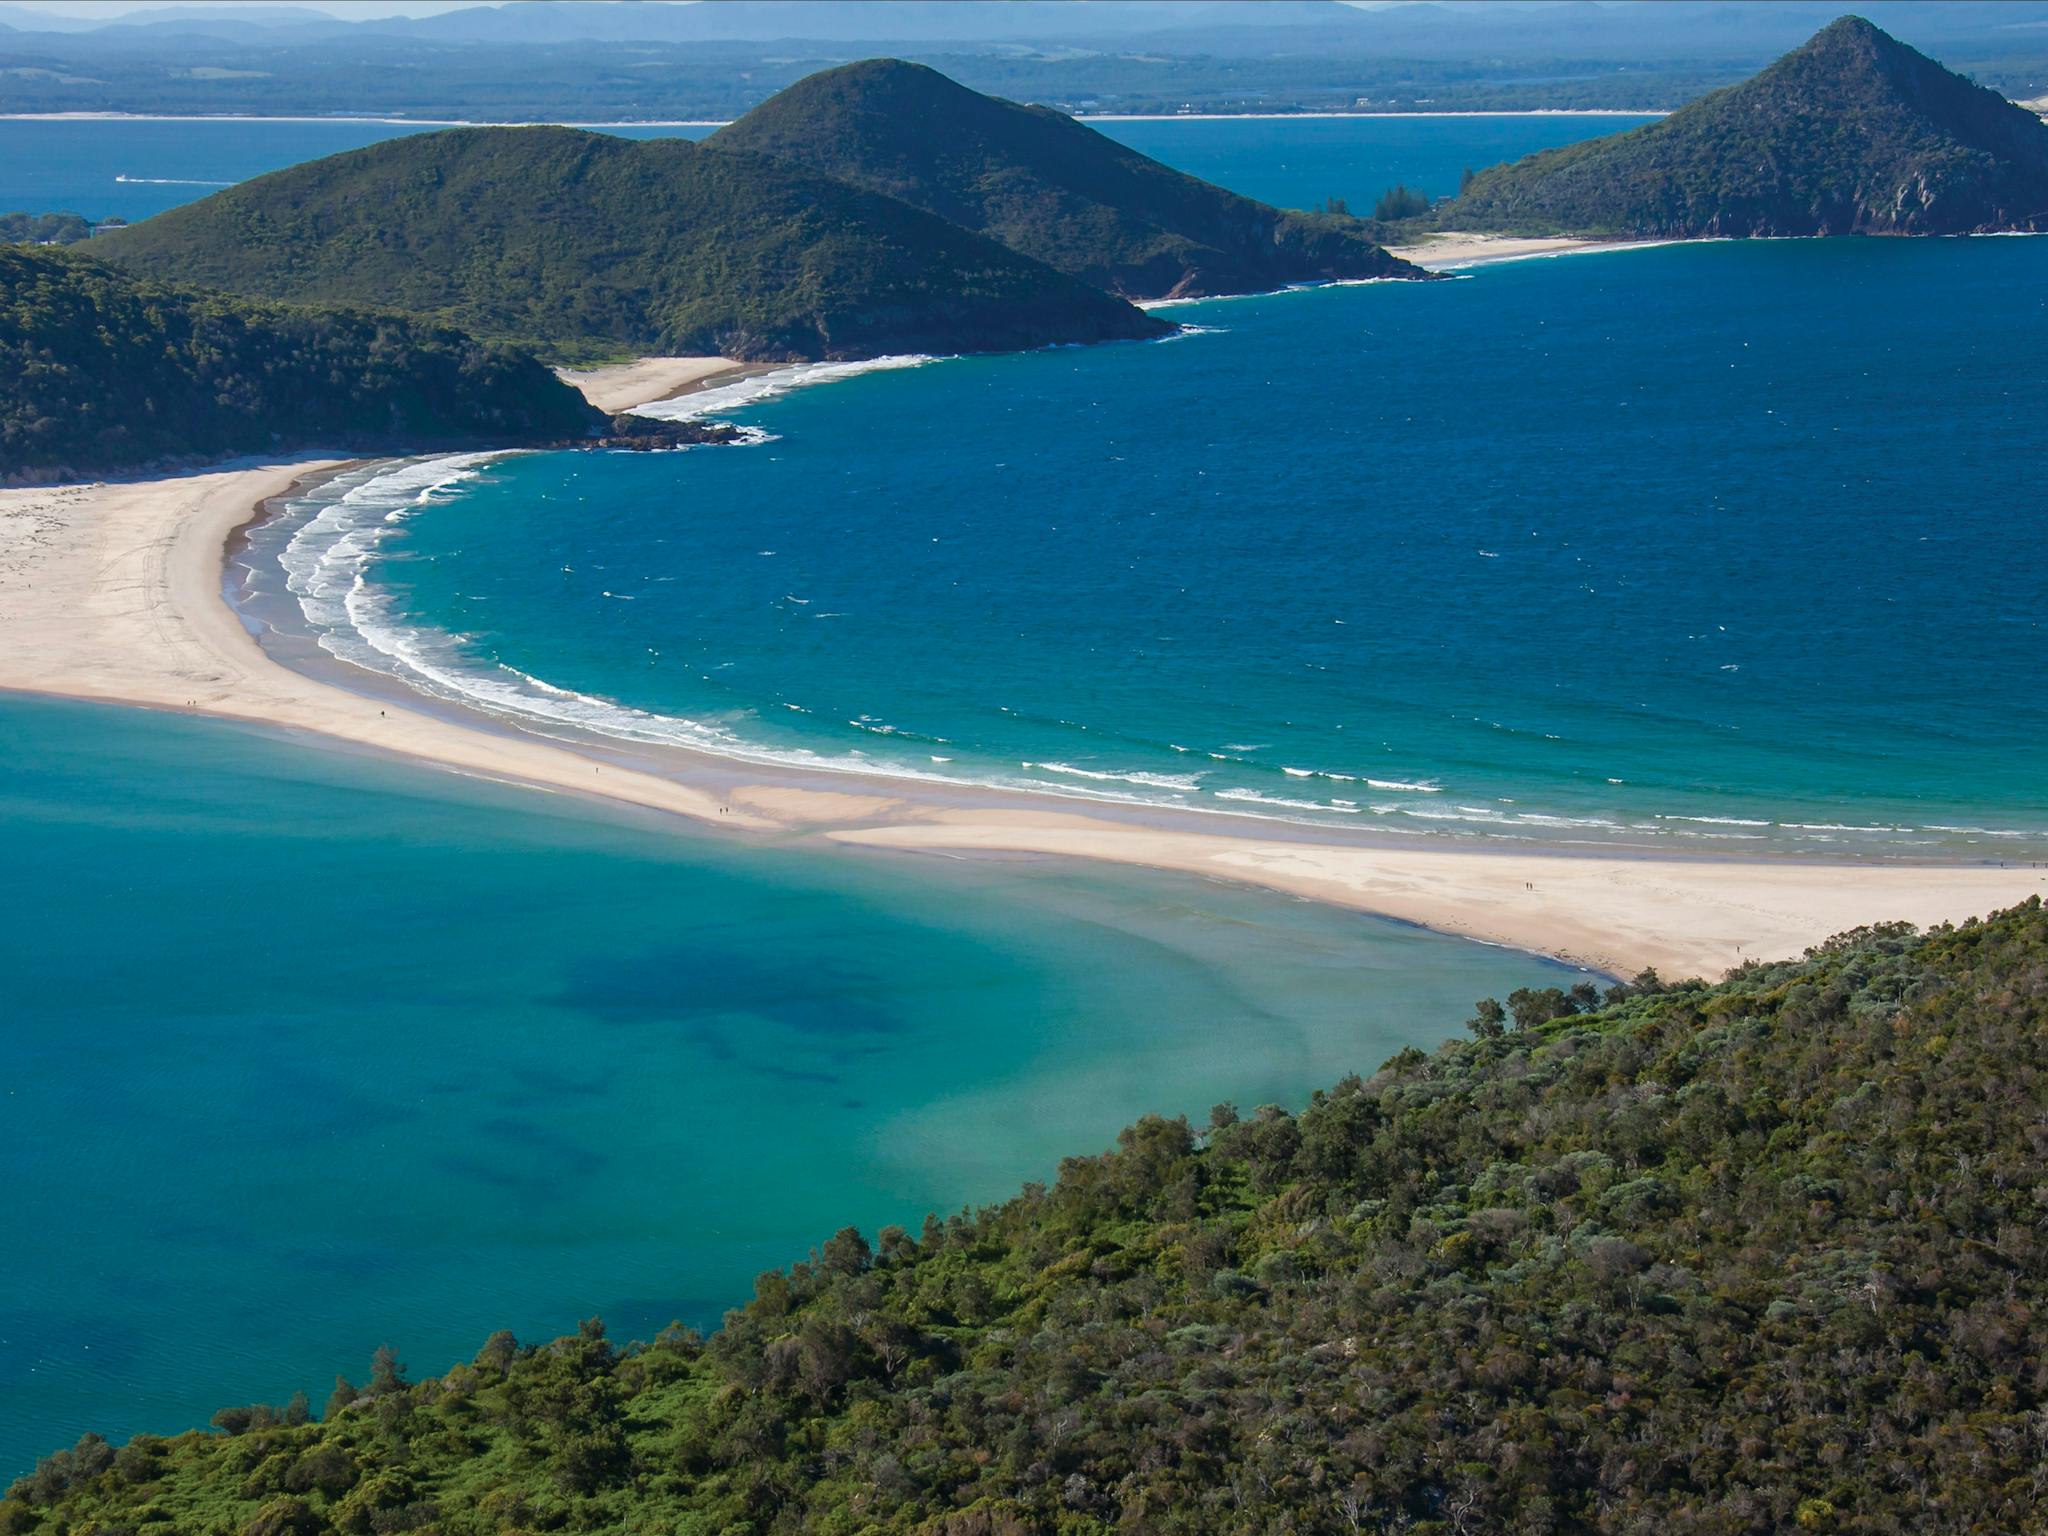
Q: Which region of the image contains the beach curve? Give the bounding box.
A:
[0,366,2040,981]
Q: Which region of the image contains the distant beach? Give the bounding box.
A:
[1386,232,1690,269]
[1,349,2038,981]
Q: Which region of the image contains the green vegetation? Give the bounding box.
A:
[712,60,1427,299]
[0,212,93,246]
[10,898,2047,1532]
[95,126,1169,365]
[1371,184,1432,222]
[1446,17,2048,239]
[0,247,605,480]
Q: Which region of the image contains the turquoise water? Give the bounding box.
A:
[278,235,2048,857]
[0,693,1568,1473]
[0,113,1652,223]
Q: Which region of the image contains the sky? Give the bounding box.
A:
[8,0,499,16]
[4,0,1402,19]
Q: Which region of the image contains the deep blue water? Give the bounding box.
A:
[281,235,2048,856]
[0,693,1566,1473]
[0,112,1653,222]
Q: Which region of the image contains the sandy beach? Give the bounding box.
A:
[1389,233,1670,270]
[556,355,759,413]
[2,367,2040,981]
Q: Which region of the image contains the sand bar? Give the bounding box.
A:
[2,370,2040,981]
[1389,233,1667,270]
[556,355,758,413]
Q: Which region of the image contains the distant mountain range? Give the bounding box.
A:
[1446,17,2048,238]
[711,60,1424,300]
[5,1,2046,59]
[0,0,2043,119]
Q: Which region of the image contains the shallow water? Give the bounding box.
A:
[0,693,1569,1473]
[275,236,2048,857]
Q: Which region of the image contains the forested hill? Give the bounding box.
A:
[0,248,612,482]
[713,60,1429,299]
[1446,16,2048,238]
[10,899,2047,1532]
[93,127,1170,365]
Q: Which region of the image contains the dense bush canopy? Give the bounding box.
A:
[8,899,2046,1534]
[1447,17,2048,237]
[0,212,93,246]
[0,246,599,479]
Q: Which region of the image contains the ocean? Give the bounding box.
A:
[0,693,1568,1473]
[264,235,2048,857]
[3,109,2042,1473]
[0,110,1653,222]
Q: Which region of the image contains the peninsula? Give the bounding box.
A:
[90,126,1171,363]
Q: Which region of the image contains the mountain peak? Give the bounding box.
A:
[712,60,1427,299]
[1446,16,2048,238]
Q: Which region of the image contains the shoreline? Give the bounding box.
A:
[0,110,1669,125]
[1387,233,1691,270]
[555,355,768,413]
[1,367,2041,980]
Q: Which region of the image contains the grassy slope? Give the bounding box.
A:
[93,127,1169,365]
[8,899,2045,1534]
[0,246,599,480]
[1447,17,2048,238]
[711,59,1429,300]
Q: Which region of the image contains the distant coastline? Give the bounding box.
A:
[0,109,1670,126]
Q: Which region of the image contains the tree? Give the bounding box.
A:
[323,1375,358,1421]
[368,1345,406,1396]
[1373,183,1431,220]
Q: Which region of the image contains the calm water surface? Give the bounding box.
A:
[0,694,1567,1473]
[0,112,1652,220]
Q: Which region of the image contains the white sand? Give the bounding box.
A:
[1389,234,1673,271]
[2,420,2039,981]
[821,810,2042,982]
[0,460,767,830]
[556,356,755,413]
